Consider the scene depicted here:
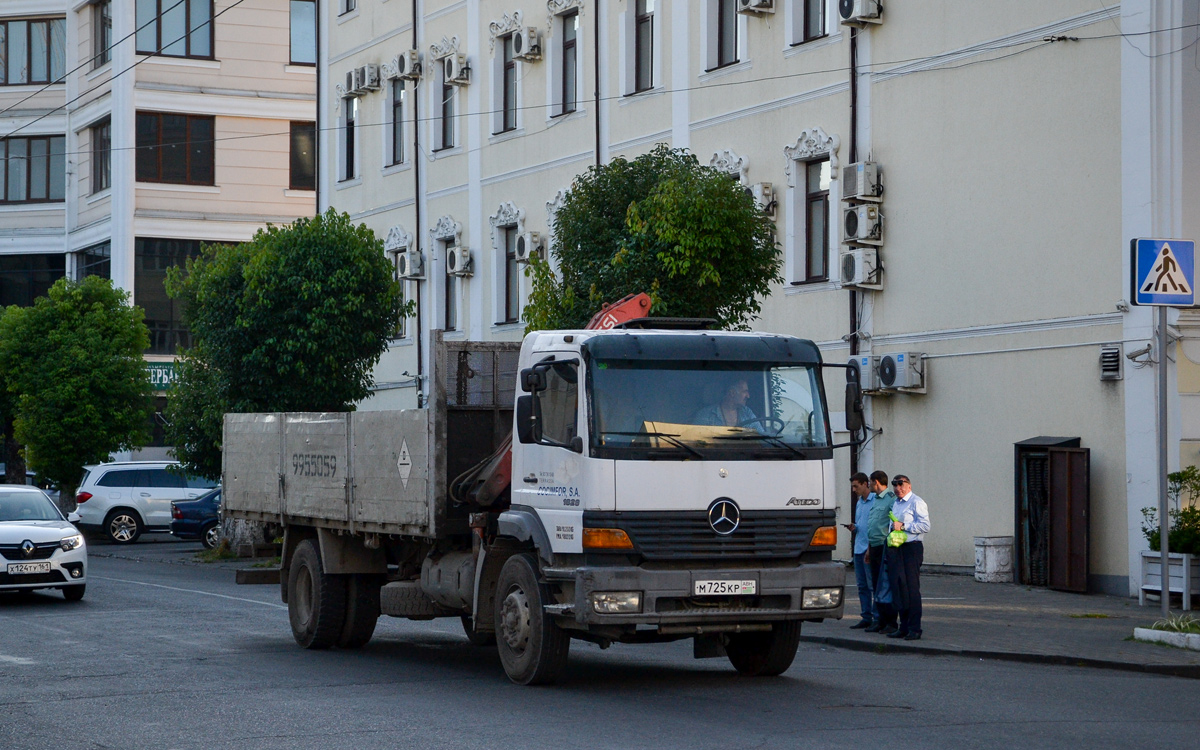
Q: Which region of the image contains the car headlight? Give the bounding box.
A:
[60,534,84,552]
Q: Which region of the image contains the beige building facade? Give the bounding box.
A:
[320,0,1192,596]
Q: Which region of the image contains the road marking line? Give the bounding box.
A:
[91,576,287,610]
[0,654,34,665]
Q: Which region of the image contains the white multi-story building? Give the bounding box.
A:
[320,0,1197,596]
[0,0,317,457]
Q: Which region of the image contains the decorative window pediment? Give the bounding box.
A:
[710,149,749,184]
[546,0,584,28]
[430,215,463,243]
[430,35,460,60]
[489,11,523,51]
[783,126,840,186]
[385,225,413,253]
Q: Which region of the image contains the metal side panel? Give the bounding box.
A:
[283,412,350,522]
[351,409,431,531]
[223,413,284,516]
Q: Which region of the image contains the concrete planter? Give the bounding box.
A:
[1133,627,1200,651]
[1139,552,1200,611]
[973,536,1014,583]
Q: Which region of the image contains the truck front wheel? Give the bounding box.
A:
[494,553,570,685]
[726,621,802,677]
[287,538,347,649]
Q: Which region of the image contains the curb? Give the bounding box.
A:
[1133,627,1200,651]
[798,634,1200,680]
[235,567,281,585]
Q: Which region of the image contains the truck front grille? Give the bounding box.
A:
[583,510,833,560]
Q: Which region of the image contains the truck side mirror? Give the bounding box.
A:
[520,368,546,393]
[515,395,539,444]
[569,435,584,454]
[845,382,864,434]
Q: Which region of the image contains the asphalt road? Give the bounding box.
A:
[1,540,1198,750]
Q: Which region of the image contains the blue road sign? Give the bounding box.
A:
[1132,238,1195,307]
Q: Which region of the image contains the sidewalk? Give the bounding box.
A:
[804,572,1200,678]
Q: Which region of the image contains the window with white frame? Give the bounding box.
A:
[634,0,654,92]
[791,0,828,46]
[91,118,111,194]
[708,0,739,71]
[340,97,357,181]
[503,227,520,323]
[93,0,112,69]
[555,10,579,115]
[389,79,405,165]
[800,159,830,283]
[437,67,455,150]
[494,34,517,134]
[391,254,408,339]
[443,241,458,331]
[340,0,356,15]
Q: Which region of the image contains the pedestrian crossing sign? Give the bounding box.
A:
[1132,238,1195,307]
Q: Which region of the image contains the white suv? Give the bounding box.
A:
[75,462,219,544]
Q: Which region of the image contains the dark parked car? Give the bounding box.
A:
[170,489,221,549]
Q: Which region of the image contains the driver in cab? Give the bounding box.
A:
[691,377,758,428]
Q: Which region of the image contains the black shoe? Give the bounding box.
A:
[904,631,922,641]
[849,619,873,630]
[878,625,898,636]
[886,629,910,639]
[864,622,883,633]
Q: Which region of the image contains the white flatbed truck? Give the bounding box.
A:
[223,324,853,684]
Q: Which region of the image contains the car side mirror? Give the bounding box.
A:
[520,367,546,393]
[67,511,81,524]
[515,395,540,444]
[845,382,864,434]
[569,435,584,454]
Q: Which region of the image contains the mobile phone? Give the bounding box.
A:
[840,524,853,530]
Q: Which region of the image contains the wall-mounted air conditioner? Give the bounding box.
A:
[738,0,775,14]
[397,50,421,80]
[444,54,470,85]
[848,354,881,391]
[842,161,882,202]
[844,203,882,244]
[839,0,882,25]
[748,182,775,216]
[878,352,922,390]
[512,27,541,61]
[397,250,424,279]
[840,248,881,290]
[515,232,544,263]
[446,246,473,276]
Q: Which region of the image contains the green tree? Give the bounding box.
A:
[524,145,782,331]
[0,277,154,505]
[165,209,405,479]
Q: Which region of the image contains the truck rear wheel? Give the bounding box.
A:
[726,621,802,677]
[494,553,570,685]
[287,538,347,649]
[337,574,381,649]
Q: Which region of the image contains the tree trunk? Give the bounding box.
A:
[3,415,24,485]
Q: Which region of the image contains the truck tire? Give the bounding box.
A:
[726,621,802,677]
[287,539,347,649]
[337,574,381,649]
[494,553,570,685]
[461,615,496,647]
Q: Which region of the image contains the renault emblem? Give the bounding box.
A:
[21,540,34,558]
[707,498,740,536]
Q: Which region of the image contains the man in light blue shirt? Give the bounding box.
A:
[846,473,875,628]
[885,474,931,640]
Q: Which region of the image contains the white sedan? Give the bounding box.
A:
[0,486,87,600]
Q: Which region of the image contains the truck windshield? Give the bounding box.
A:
[588,360,830,460]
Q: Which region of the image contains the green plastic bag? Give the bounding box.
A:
[887,511,907,548]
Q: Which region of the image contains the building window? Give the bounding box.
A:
[560,11,578,114]
[91,118,111,194]
[714,0,738,69]
[76,241,111,280]
[340,0,356,15]
[0,254,65,308]
[0,136,66,203]
[93,1,112,68]
[135,238,205,354]
[438,77,455,150]
[504,227,519,323]
[802,159,831,283]
[392,258,407,339]
[389,80,404,165]
[135,112,215,185]
[135,0,213,59]
[290,0,315,65]
[498,34,517,134]
[340,97,356,180]
[444,244,458,332]
[0,18,66,85]
[290,121,315,191]
[635,0,654,92]
[793,0,827,45]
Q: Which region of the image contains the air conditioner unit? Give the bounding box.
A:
[842,161,882,202]
[844,203,882,244]
[444,54,470,85]
[515,232,544,263]
[398,49,422,80]
[512,27,541,61]
[397,250,424,279]
[737,0,775,14]
[446,246,473,276]
[350,66,369,93]
[748,182,775,216]
[1099,345,1122,381]
[344,70,358,96]
[848,355,881,391]
[839,0,882,25]
[878,352,922,390]
[840,248,880,290]
[361,64,381,91]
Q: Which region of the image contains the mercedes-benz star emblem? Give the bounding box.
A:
[707,498,740,536]
[21,540,35,558]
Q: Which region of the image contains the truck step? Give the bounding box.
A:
[380,581,459,618]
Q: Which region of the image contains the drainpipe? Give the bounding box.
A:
[848,27,859,475]
[412,0,424,407]
[593,0,601,165]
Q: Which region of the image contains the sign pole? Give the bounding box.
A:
[1158,306,1171,618]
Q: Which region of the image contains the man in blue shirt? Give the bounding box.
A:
[864,470,898,634]
[885,474,931,641]
[846,473,875,629]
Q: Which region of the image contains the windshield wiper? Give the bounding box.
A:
[600,431,706,460]
[713,432,808,459]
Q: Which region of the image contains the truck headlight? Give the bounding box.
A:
[801,588,841,609]
[60,534,84,552]
[590,591,642,614]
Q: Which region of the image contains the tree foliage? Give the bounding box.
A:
[165,209,405,479]
[524,145,782,331]
[0,277,153,500]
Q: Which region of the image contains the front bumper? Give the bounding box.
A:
[0,549,87,590]
[567,561,845,626]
